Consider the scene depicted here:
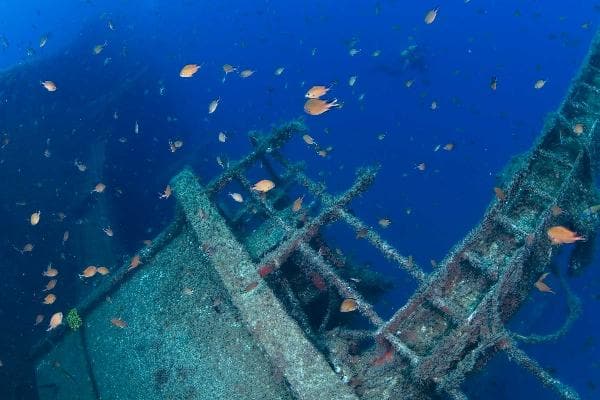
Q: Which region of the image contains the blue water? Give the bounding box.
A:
[1,1,599,399]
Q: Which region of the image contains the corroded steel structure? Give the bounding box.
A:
[31,29,600,400]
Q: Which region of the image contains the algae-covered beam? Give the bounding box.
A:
[271,151,428,283]
[505,341,579,400]
[171,168,359,400]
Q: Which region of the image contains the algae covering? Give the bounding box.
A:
[35,224,294,400]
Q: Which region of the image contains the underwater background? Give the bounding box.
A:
[0,0,599,399]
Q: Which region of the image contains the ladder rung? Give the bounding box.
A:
[536,149,573,169]
[427,296,466,325]
[523,182,554,201]
[494,214,529,238]
[384,333,421,366]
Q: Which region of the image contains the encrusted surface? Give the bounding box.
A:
[36,224,293,400]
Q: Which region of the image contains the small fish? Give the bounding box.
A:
[22,243,34,253]
[42,294,56,305]
[430,101,438,110]
[34,314,44,326]
[490,76,498,91]
[340,298,358,312]
[378,218,391,228]
[79,265,97,278]
[30,211,41,226]
[43,279,57,291]
[573,123,584,135]
[304,98,341,116]
[348,75,357,87]
[102,227,114,237]
[180,64,200,78]
[208,97,220,114]
[302,134,316,145]
[348,48,361,56]
[252,179,275,193]
[239,69,254,78]
[551,205,563,216]
[128,255,142,271]
[134,121,139,134]
[424,7,439,24]
[305,85,331,99]
[110,317,127,328]
[534,272,555,294]
[416,162,426,171]
[92,41,107,55]
[92,182,106,193]
[222,64,236,75]
[182,287,194,295]
[97,266,110,275]
[218,132,227,143]
[229,192,244,203]
[74,160,87,172]
[292,196,304,212]
[168,140,183,153]
[534,79,547,90]
[39,35,48,48]
[159,185,172,199]
[547,226,585,245]
[41,81,57,92]
[443,143,455,151]
[62,230,69,244]
[47,312,63,331]
[274,67,285,76]
[405,79,415,88]
[42,265,58,277]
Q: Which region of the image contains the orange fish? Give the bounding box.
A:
[547,226,585,245]
[41,80,57,92]
[79,265,97,278]
[47,312,63,331]
[304,98,340,116]
[340,298,358,312]
[111,317,127,328]
[92,182,106,193]
[97,266,110,276]
[252,179,275,193]
[534,272,555,294]
[179,64,200,78]
[292,196,304,212]
[43,279,57,291]
[128,255,142,271]
[42,294,56,305]
[42,264,58,277]
[159,185,172,199]
[30,211,41,226]
[424,7,439,24]
[305,85,331,99]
